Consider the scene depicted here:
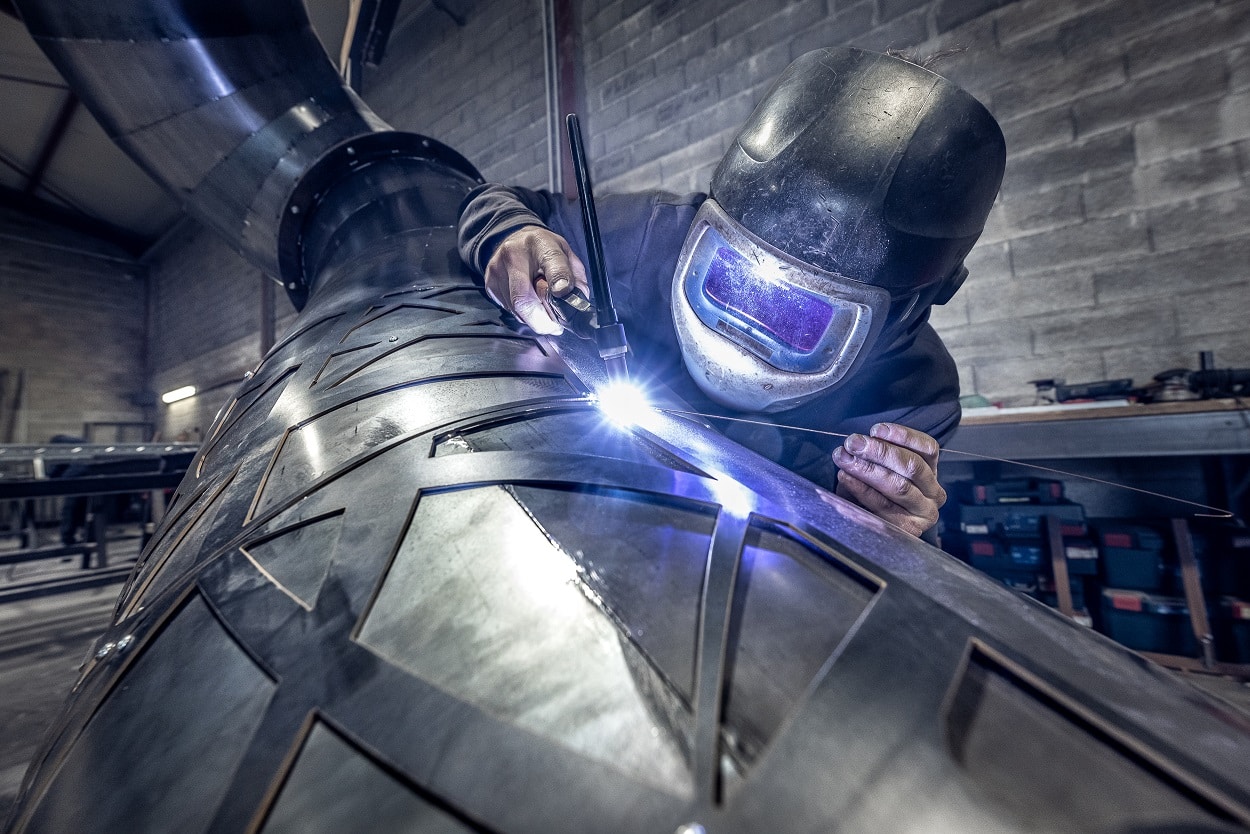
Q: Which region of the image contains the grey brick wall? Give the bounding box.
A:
[0,208,147,442]
[140,0,1250,415]
[144,221,297,439]
[573,0,1250,404]
[362,0,552,188]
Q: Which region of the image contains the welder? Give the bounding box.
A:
[458,47,1006,539]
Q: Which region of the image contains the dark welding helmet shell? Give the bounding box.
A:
[710,47,1006,308]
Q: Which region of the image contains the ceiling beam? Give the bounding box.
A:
[23,90,78,196]
[0,184,151,257]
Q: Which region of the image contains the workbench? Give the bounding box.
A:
[949,398,1250,460]
[942,399,1250,676]
[943,399,1249,521]
[0,443,197,601]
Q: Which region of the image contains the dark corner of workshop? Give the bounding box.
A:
[0,1,1248,832]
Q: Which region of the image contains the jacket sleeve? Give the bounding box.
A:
[457,184,564,275]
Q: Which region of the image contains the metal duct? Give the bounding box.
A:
[12,0,479,301]
[6,2,1250,833]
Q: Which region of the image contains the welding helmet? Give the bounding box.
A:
[672,47,1006,413]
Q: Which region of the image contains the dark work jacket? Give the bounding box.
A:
[458,184,962,494]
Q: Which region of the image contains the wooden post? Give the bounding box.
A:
[1172,517,1215,669]
[1044,514,1076,619]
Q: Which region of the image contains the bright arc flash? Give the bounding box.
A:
[594,381,654,428]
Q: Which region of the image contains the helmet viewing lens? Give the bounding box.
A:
[678,201,888,375]
[702,245,837,352]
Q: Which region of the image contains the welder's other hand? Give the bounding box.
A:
[482,226,590,336]
[832,422,946,538]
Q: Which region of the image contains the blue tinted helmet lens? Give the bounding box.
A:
[675,199,889,380]
[702,246,835,352]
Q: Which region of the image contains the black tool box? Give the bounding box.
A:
[1094,519,1214,596]
[1096,521,1171,592]
[1215,597,1250,663]
[1100,589,1200,657]
[1191,523,1250,598]
[954,477,1066,506]
[960,534,1098,577]
[954,500,1088,539]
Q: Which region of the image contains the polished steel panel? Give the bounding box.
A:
[21,594,275,833]
[720,522,879,783]
[945,645,1244,832]
[261,722,478,834]
[358,486,695,797]
[240,511,344,610]
[251,375,578,517]
[507,483,714,701]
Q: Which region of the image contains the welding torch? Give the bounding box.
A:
[551,113,630,382]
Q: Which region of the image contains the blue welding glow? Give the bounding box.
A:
[594,381,656,428]
[709,476,753,516]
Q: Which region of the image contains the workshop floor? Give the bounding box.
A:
[0,527,137,824]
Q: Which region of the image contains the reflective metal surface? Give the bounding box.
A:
[12,0,479,298]
[8,223,1249,833]
[7,2,1250,833]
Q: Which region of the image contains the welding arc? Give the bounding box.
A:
[658,407,1235,520]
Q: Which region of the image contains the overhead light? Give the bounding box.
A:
[161,385,196,404]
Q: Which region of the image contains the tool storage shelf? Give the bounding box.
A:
[941,400,1250,678]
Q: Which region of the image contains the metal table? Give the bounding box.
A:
[948,398,1250,460]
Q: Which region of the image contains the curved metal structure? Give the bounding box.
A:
[7,2,1250,833]
[15,0,478,304]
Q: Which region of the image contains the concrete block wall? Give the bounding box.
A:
[571,0,1250,404]
[141,0,1250,419]
[0,207,147,443]
[363,0,552,188]
[144,222,297,440]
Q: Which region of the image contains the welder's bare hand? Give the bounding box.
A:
[832,423,946,538]
[482,226,590,336]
